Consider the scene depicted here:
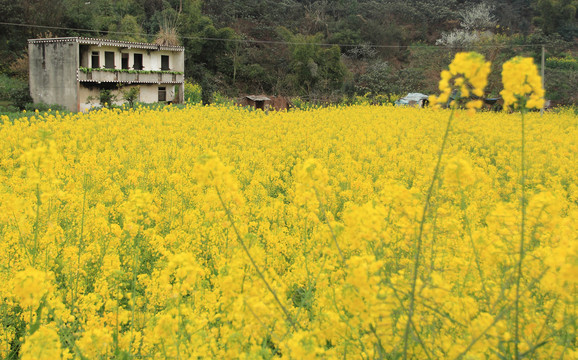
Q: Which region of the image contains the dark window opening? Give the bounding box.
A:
[133,54,143,70]
[79,45,89,67]
[161,55,169,71]
[121,53,129,69]
[104,51,115,69]
[42,44,46,70]
[91,51,100,68]
[158,87,166,102]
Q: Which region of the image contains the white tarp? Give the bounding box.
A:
[395,93,429,107]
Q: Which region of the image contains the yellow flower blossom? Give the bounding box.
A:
[21,325,66,360]
[500,56,545,110]
[0,101,575,359]
[76,326,113,359]
[11,268,55,310]
[430,52,491,111]
[444,156,476,188]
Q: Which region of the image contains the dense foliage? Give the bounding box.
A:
[0,0,577,104]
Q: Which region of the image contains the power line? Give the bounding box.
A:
[0,21,549,49]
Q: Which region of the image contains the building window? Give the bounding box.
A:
[158,87,166,102]
[133,53,143,70]
[104,51,115,69]
[91,51,100,68]
[161,55,169,71]
[121,53,129,70]
[80,45,90,67]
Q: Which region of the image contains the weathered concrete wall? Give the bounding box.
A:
[29,41,79,111]
[78,86,100,112]
[138,84,178,103]
[177,82,184,103]
[172,51,185,72]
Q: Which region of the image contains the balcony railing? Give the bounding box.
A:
[78,68,184,84]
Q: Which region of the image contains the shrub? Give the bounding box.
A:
[121,86,140,108]
[0,74,29,109]
[10,86,33,110]
[184,81,202,104]
[545,68,578,105]
[546,55,578,70]
[24,103,67,112]
[291,96,319,110]
[99,89,116,107]
[212,91,234,106]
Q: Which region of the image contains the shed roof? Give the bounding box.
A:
[245,95,271,101]
[28,37,184,52]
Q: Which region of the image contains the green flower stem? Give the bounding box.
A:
[514,109,527,360]
[214,184,299,331]
[403,106,456,359]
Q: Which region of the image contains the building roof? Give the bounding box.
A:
[28,37,184,52]
[245,95,271,101]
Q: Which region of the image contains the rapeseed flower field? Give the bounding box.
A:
[0,54,576,359]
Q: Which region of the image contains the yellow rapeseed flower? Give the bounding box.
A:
[500,56,545,110]
[21,326,66,360]
[430,52,491,110]
[0,101,575,359]
[11,268,54,310]
[444,156,476,188]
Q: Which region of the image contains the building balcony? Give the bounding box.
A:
[78,69,184,84]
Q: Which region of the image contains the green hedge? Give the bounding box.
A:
[545,68,578,105]
[546,56,578,71]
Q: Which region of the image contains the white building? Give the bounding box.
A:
[28,37,185,112]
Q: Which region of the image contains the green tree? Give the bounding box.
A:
[278,28,347,97]
[109,15,147,42]
[357,61,425,101]
[177,0,236,81]
[61,0,96,33]
[388,0,458,27]
[486,0,533,34]
[533,0,578,37]
[0,3,26,71]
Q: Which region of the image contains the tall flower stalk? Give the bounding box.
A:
[500,56,545,360]
[403,52,491,359]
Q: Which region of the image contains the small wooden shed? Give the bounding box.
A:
[240,95,271,110]
[238,95,291,111]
